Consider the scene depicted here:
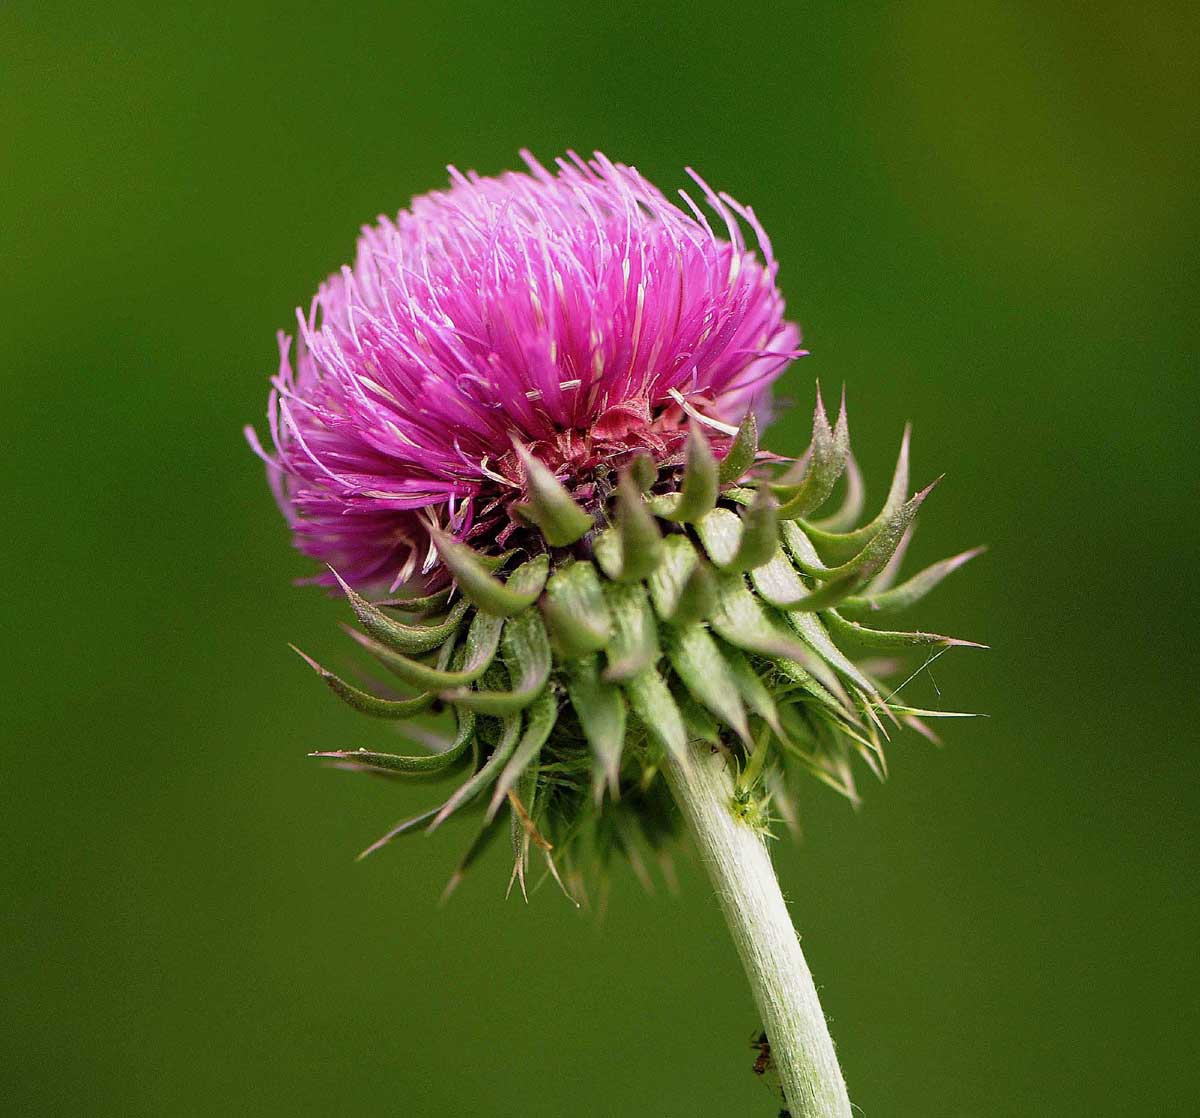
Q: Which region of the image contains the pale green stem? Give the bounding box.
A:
[663,742,852,1118]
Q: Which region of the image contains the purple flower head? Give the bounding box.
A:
[251,150,980,913]
[247,151,803,590]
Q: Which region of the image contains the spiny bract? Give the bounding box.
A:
[247,152,980,901]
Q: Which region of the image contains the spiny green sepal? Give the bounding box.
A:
[540,560,612,657]
[650,427,718,522]
[773,387,849,519]
[513,446,594,546]
[717,411,758,484]
[432,534,547,616]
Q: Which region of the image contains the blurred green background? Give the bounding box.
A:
[4,3,1197,1115]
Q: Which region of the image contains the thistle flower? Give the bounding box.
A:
[248,151,980,1118]
[247,150,798,591]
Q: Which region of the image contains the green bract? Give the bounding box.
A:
[299,389,981,901]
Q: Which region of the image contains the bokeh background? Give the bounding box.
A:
[4,3,1197,1116]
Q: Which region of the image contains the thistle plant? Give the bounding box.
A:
[247,151,979,1118]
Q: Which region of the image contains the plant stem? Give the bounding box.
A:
[663,742,852,1118]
